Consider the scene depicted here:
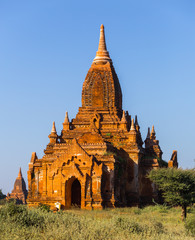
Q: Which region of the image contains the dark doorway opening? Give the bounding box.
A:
[71,179,81,207]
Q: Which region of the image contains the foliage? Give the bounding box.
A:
[185,212,195,236]
[148,168,195,219]
[0,203,194,239]
[0,189,6,199]
[0,202,45,229]
[38,203,51,212]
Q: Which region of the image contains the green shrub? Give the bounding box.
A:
[133,208,142,215]
[38,203,51,212]
[0,202,45,229]
[115,217,144,234]
[185,214,195,236]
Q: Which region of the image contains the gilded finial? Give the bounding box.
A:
[93,24,111,64]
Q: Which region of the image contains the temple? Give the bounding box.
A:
[27,25,178,209]
[7,168,28,204]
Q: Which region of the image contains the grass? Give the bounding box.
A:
[0,203,194,240]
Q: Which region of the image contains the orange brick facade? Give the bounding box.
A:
[27,25,177,209]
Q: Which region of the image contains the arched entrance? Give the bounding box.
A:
[65,177,81,208]
[71,179,81,207]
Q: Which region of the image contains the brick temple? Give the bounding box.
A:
[27,25,177,209]
[7,168,28,204]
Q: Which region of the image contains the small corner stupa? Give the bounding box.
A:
[7,168,28,204]
[27,25,178,210]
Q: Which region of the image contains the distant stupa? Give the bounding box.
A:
[7,168,28,204]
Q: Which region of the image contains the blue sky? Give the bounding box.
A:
[0,0,195,194]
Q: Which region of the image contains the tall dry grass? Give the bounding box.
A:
[0,202,194,240]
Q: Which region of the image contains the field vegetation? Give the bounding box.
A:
[0,202,194,240]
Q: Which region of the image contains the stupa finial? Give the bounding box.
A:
[17,167,22,179]
[150,125,156,139]
[64,112,69,124]
[130,118,135,131]
[121,110,127,123]
[51,121,56,133]
[93,24,111,64]
[151,125,155,135]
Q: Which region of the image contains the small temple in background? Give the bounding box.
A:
[7,168,28,204]
[27,25,178,210]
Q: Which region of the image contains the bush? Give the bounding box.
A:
[38,203,51,212]
[185,214,195,236]
[115,217,144,234]
[0,202,45,229]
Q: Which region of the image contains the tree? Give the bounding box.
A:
[0,189,6,199]
[148,168,195,220]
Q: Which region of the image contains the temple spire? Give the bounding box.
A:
[17,168,22,179]
[130,118,135,131]
[51,121,56,133]
[121,110,127,123]
[93,24,111,64]
[146,127,150,139]
[64,112,69,124]
[151,125,155,134]
[135,115,138,126]
[150,125,156,139]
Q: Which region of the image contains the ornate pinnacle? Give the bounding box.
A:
[121,110,127,123]
[51,121,57,133]
[151,125,155,135]
[135,115,138,126]
[93,24,111,64]
[130,118,135,131]
[150,125,156,139]
[17,168,22,179]
[64,112,69,124]
[146,127,150,139]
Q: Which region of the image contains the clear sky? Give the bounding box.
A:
[0,0,195,194]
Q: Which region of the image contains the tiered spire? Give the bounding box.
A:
[7,167,28,204]
[93,24,111,64]
[120,110,127,130]
[130,118,135,131]
[121,110,127,123]
[134,115,143,146]
[17,168,22,179]
[48,121,58,144]
[146,127,150,139]
[145,125,162,159]
[135,115,140,131]
[51,121,56,133]
[64,112,69,124]
[63,111,70,131]
[150,125,156,139]
[129,118,139,143]
[135,115,138,126]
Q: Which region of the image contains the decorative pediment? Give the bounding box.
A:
[48,138,93,178]
[77,131,105,145]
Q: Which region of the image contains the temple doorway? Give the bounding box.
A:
[71,179,81,207]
